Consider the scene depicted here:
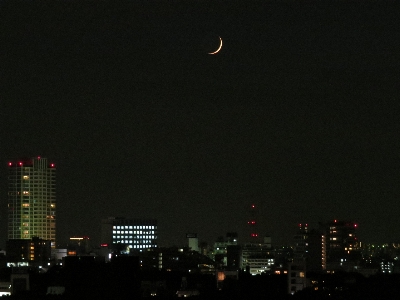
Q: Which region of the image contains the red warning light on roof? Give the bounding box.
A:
[251,204,255,208]
[334,219,337,223]
[50,163,55,168]
[100,243,108,247]
[354,224,357,227]
[8,162,12,166]
[19,162,23,166]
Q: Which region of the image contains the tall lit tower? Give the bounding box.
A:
[247,204,259,243]
[7,157,56,247]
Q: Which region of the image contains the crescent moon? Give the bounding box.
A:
[208,37,223,55]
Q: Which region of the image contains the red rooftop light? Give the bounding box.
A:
[8,162,12,166]
[19,162,23,166]
[50,163,55,168]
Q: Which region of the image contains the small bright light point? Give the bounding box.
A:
[8,162,12,166]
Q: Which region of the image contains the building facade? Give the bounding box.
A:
[6,237,52,265]
[324,220,361,271]
[7,157,56,247]
[241,237,274,275]
[101,217,157,253]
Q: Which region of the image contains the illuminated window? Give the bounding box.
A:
[23,191,29,195]
[299,272,305,277]
[23,176,29,180]
[22,204,30,207]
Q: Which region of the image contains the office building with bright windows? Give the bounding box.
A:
[7,157,56,248]
[101,217,157,252]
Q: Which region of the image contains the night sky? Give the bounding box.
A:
[1,1,400,248]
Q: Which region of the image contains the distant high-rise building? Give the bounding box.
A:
[241,241,274,275]
[101,217,157,253]
[324,220,361,271]
[186,233,199,252]
[6,237,52,264]
[212,232,238,267]
[293,223,323,272]
[7,157,56,248]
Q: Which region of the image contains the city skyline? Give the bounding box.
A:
[1,1,400,248]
